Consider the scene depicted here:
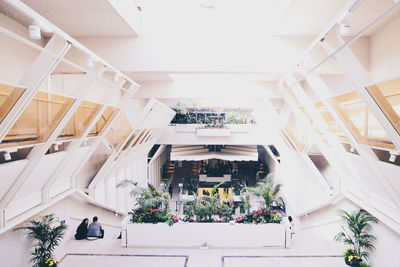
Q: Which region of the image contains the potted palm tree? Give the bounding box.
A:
[117,180,175,225]
[251,174,281,211]
[334,209,378,267]
[15,214,67,267]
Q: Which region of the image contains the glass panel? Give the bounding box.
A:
[122,130,139,151]
[284,113,312,151]
[332,91,395,149]
[106,112,132,150]
[366,77,400,134]
[0,92,75,148]
[57,101,102,140]
[89,106,118,136]
[314,101,349,141]
[0,84,25,123]
[140,130,151,144]
[131,130,147,147]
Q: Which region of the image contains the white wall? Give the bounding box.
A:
[369,14,400,82]
[77,36,313,74]
[298,198,400,267]
[0,193,125,267]
[0,14,42,86]
[148,145,167,186]
[157,125,275,145]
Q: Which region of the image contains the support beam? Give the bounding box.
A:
[0,34,69,142]
[41,81,135,203]
[304,71,400,211]
[0,72,98,221]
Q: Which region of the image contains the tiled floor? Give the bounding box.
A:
[60,254,188,267]
[57,239,346,267]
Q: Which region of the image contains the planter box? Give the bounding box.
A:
[196,128,231,136]
[123,223,288,248]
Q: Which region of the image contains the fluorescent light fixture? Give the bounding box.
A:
[29,21,41,40]
[114,72,121,82]
[86,57,95,68]
[3,149,17,161]
[82,138,89,146]
[4,152,11,161]
[389,153,397,163]
[339,23,351,37]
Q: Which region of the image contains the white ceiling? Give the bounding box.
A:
[20,0,138,37]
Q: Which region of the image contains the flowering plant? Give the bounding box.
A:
[235,216,243,223]
[43,258,57,267]
[234,209,282,224]
[343,248,362,266]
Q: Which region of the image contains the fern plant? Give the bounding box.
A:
[117,180,170,210]
[15,214,66,267]
[334,209,378,261]
[251,174,281,211]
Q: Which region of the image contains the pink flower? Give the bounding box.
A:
[148,208,162,213]
[269,210,279,213]
[235,216,243,223]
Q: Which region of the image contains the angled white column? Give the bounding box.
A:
[322,34,400,148]
[287,77,367,194]
[304,71,400,212]
[0,71,98,218]
[0,34,69,142]
[41,81,136,202]
[69,91,133,192]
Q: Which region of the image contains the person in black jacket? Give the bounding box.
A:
[74,218,89,240]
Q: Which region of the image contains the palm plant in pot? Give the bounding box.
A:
[251,173,281,211]
[118,180,175,225]
[334,209,378,267]
[15,214,66,267]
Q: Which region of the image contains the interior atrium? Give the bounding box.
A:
[0,0,399,266]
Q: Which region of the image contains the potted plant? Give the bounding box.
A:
[15,214,66,267]
[117,180,177,225]
[334,209,378,267]
[251,173,281,211]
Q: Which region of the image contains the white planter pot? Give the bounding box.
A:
[124,223,287,248]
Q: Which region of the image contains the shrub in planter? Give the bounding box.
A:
[183,183,234,223]
[118,181,177,226]
[335,209,378,267]
[15,214,66,267]
[235,209,282,224]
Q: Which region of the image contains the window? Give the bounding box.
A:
[106,112,132,150]
[89,106,118,136]
[0,84,25,123]
[122,130,139,150]
[0,92,75,148]
[284,113,312,151]
[298,106,323,136]
[366,77,400,135]
[131,130,147,147]
[332,91,395,149]
[57,101,102,140]
[314,101,348,141]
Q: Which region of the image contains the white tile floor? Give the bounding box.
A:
[57,238,346,267]
[60,254,187,267]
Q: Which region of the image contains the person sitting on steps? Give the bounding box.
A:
[74,218,88,240]
[87,216,104,239]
